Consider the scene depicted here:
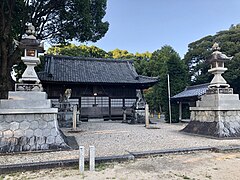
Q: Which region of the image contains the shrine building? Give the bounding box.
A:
[38,55,158,120]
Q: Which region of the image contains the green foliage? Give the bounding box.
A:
[224,52,240,94]
[47,44,108,58]
[0,0,109,97]
[107,49,134,59]
[184,24,240,95]
[29,0,109,43]
[144,46,188,123]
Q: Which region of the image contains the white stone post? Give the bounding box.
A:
[145,103,149,128]
[89,146,95,171]
[72,105,77,130]
[79,146,85,173]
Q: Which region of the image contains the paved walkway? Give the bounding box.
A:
[0,118,240,166]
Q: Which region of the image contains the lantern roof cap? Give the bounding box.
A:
[208,43,232,63]
[19,23,44,52]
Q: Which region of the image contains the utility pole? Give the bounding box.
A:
[167,74,172,124]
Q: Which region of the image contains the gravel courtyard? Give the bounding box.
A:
[65,119,240,157]
[0,118,240,165]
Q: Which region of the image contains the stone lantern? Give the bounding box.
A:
[182,43,240,138]
[16,23,43,91]
[0,23,69,152]
[208,42,232,89]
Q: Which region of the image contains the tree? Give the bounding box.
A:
[0,0,27,98]
[0,0,109,98]
[47,44,108,58]
[184,24,240,92]
[107,49,134,59]
[144,46,188,122]
[133,52,152,76]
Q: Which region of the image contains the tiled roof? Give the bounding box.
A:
[38,55,158,85]
[171,83,209,100]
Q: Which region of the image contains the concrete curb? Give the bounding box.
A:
[0,146,239,174]
[129,146,215,158]
[0,154,135,174]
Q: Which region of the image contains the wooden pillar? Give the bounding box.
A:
[123,98,125,107]
[109,97,111,120]
[145,103,149,128]
[79,97,81,121]
[179,101,182,121]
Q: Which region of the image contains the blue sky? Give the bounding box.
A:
[86,0,240,58]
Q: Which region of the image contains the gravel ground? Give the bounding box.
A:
[3,151,240,180]
[64,118,240,157]
[0,117,240,166]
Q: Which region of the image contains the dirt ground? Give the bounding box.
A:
[2,151,240,180]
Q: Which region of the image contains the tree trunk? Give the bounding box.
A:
[0,41,14,99]
[1,41,8,77]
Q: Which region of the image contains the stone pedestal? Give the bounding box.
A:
[0,91,69,152]
[182,90,240,138]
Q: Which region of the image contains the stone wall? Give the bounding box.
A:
[0,113,69,152]
[182,110,240,138]
[191,110,240,122]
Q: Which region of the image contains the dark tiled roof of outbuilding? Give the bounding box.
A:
[171,83,209,100]
[38,55,158,85]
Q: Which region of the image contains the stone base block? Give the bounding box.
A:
[0,99,51,109]
[0,91,51,109]
[196,94,240,109]
[0,113,70,153]
[8,91,48,100]
[182,110,240,138]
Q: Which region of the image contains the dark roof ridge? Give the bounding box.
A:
[38,54,159,86]
[45,54,134,63]
[126,61,139,79]
[186,83,210,90]
[171,83,209,100]
[138,75,159,80]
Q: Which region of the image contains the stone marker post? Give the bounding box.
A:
[89,146,95,171]
[79,146,85,173]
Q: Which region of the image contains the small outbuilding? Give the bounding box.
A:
[38,55,158,120]
[171,83,209,121]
